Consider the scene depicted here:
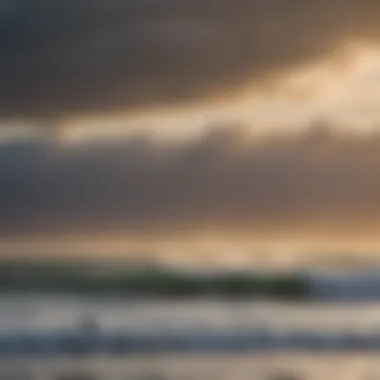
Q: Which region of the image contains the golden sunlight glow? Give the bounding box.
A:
[59,47,380,143]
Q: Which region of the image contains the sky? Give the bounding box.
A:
[2,0,380,264]
[73,49,380,140]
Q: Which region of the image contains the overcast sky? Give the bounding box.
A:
[2,0,380,261]
[1,0,380,122]
[0,126,380,260]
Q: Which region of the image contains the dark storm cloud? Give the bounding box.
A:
[2,123,380,237]
[1,0,380,120]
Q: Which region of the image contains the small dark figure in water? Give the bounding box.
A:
[78,315,100,336]
[73,315,101,355]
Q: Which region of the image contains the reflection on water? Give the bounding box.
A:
[1,295,380,379]
[2,354,380,380]
[1,295,380,332]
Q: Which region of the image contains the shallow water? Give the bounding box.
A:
[2,353,380,380]
[1,295,380,333]
[1,295,380,379]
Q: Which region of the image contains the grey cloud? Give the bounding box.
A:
[1,0,380,121]
[1,123,380,237]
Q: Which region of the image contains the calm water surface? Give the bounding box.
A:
[0,294,379,332]
[1,295,380,379]
[2,353,380,380]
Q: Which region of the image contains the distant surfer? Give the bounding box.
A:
[75,314,102,356]
[78,315,100,337]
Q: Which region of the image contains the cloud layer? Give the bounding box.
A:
[1,0,380,121]
[1,123,380,238]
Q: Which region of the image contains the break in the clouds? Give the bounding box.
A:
[1,0,380,121]
[2,123,380,238]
